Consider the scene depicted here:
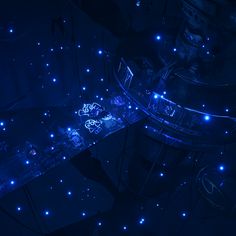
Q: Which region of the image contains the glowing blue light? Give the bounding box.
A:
[156,35,161,41]
[60,46,63,50]
[67,127,71,132]
[52,78,57,82]
[218,165,225,171]
[139,218,145,224]
[181,212,187,217]
[86,68,90,73]
[159,172,164,177]
[100,97,104,101]
[10,180,15,185]
[204,115,210,121]
[163,91,167,95]
[77,44,81,48]
[123,226,127,230]
[0,122,4,126]
[98,222,102,226]
[50,133,54,138]
[50,48,54,52]
[225,108,229,112]
[173,48,177,52]
[9,28,14,33]
[46,63,49,67]
[202,44,205,48]
[154,94,158,99]
[17,207,22,212]
[225,131,228,134]
[128,105,132,109]
[82,212,86,216]
[206,51,210,55]
[98,50,103,55]
[25,160,30,165]
[44,210,50,216]
[136,1,141,7]
[67,191,72,196]
[100,78,104,82]
[82,86,86,91]
[63,156,66,160]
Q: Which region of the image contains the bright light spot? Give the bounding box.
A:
[181,212,187,217]
[82,86,86,91]
[52,78,57,83]
[0,122,4,126]
[154,94,158,99]
[156,35,161,41]
[50,133,54,138]
[86,68,90,73]
[173,48,177,52]
[139,218,145,224]
[98,222,102,226]
[204,115,210,121]
[17,207,21,212]
[44,210,50,216]
[67,127,71,132]
[67,191,72,196]
[10,180,15,185]
[9,28,14,33]
[225,108,229,112]
[159,172,164,177]
[82,212,86,216]
[98,50,103,55]
[128,105,132,109]
[25,160,30,165]
[219,165,225,171]
[123,226,127,230]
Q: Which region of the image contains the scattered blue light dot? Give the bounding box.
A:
[52,78,57,83]
[98,50,103,55]
[98,222,102,226]
[17,206,22,212]
[128,105,132,109]
[46,63,49,67]
[67,191,72,196]
[10,180,15,185]
[136,1,141,7]
[50,48,54,52]
[204,115,210,121]
[82,86,86,91]
[154,94,158,99]
[44,210,50,216]
[123,226,127,230]
[25,160,30,165]
[173,48,177,52]
[50,133,54,138]
[67,127,71,132]
[82,212,86,216]
[86,68,90,73]
[156,35,161,41]
[159,172,164,177]
[163,91,167,95]
[139,218,145,224]
[219,165,225,171]
[225,108,229,112]
[9,28,14,33]
[181,212,187,218]
[0,122,4,126]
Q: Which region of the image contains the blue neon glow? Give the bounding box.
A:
[156,35,161,41]
[0,122,4,126]
[10,180,15,185]
[98,50,103,55]
[17,206,22,212]
[154,94,158,99]
[218,165,225,171]
[159,172,164,177]
[204,115,210,121]
[139,218,145,224]
[44,210,50,216]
